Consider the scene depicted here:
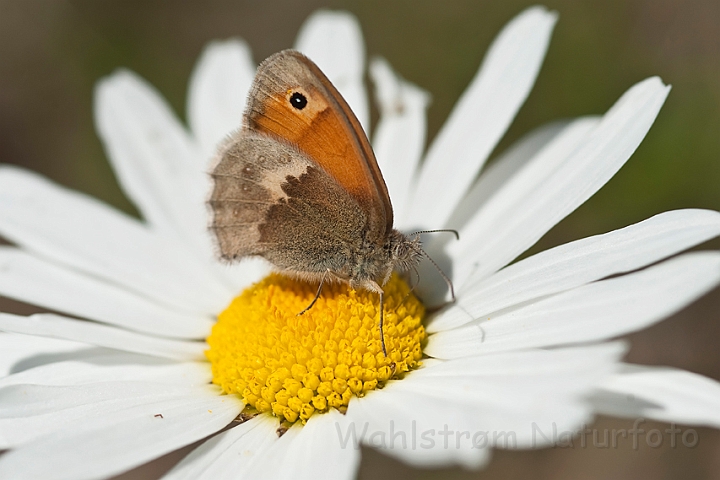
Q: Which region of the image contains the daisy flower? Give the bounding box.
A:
[2,6,720,479]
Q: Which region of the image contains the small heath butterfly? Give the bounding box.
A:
[210,50,451,354]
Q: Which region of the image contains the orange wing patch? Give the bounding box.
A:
[252,88,371,205]
[244,51,393,241]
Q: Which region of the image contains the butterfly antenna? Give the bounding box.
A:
[412,229,460,240]
[420,249,456,302]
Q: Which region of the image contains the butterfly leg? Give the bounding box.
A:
[297,269,329,316]
[379,290,388,357]
[362,281,388,357]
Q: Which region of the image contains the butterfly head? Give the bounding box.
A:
[386,229,424,275]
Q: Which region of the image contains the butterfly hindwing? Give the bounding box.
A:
[211,132,367,278]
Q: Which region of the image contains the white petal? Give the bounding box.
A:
[373,343,622,450]
[236,414,360,480]
[188,39,255,161]
[0,247,213,338]
[0,381,206,419]
[184,42,280,295]
[415,117,599,306]
[446,120,578,230]
[0,313,206,361]
[370,58,430,224]
[163,415,278,480]
[95,70,210,251]
[0,352,210,387]
[346,389,491,468]
[100,65,258,295]
[343,345,621,460]
[0,166,231,313]
[250,410,360,480]
[366,378,592,452]
[241,422,302,479]
[426,252,720,359]
[294,10,369,133]
[0,332,92,377]
[0,389,240,480]
[411,341,624,384]
[429,209,720,332]
[221,256,273,295]
[0,389,179,449]
[0,382,223,448]
[450,77,671,285]
[404,7,558,229]
[595,366,720,428]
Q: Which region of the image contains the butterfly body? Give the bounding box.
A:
[210,50,422,299]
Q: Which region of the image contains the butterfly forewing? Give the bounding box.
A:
[242,50,393,242]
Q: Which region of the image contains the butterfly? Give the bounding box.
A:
[210,50,452,354]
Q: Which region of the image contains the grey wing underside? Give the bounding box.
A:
[210,131,367,275]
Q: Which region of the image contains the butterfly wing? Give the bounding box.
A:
[211,132,369,279]
[242,50,393,243]
[210,49,396,282]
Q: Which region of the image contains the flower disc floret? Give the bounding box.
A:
[206,273,426,424]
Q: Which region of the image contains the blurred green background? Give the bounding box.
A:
[1,0,719,479]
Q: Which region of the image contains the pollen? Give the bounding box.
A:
[206,273,426,424]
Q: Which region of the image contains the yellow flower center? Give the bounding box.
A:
[206,273,426,425]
